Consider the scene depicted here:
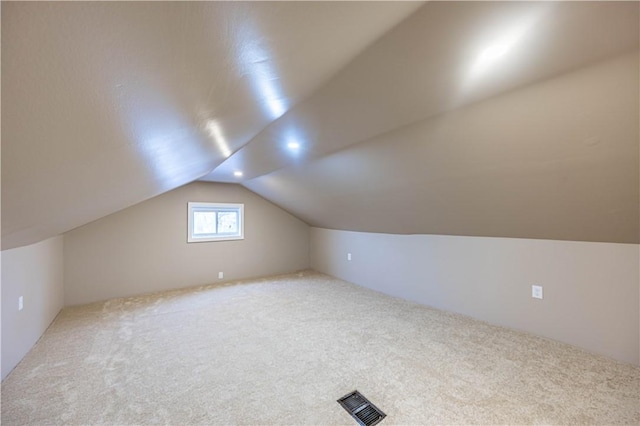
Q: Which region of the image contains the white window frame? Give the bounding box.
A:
[187,202,244,243]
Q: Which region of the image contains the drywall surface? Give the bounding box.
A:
[64,182,309,306]
[310,227,640,365]
[1,236,64,380]
[247,51,639,244]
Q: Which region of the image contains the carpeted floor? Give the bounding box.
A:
[2,270,639,425]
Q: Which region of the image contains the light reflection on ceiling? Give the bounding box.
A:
[235,17,289,121]
[114,82,216,190]
[464,4,551,86]
[206,120,233,159]
[2,1,638,249]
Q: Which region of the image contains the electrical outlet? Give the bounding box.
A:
[18,296,24,311]
[532,285,543,299]
[218,272,224,279]
[347,253,352,261]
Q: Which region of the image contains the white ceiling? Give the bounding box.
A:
[2,1,639,249]
[203,1,639,182]
[245,51,639,243]
[1,1,421,249]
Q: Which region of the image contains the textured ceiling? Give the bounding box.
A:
[2,2,639,249]
[245,52,639,243]
[1,1,421,249]
[203,1,640,183]
[227,1,640,243]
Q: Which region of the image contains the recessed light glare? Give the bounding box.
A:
[477,43,510,67]
[287,142,300,150]
[233,171,243,177]
[206,120,232,158]
[467,11,543,80]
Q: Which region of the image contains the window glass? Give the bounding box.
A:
[188,202,244,242]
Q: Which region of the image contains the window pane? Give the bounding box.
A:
[193,211,217,235]
[188,202,243,243]
[217,211,238,234]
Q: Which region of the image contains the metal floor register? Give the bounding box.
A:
[337,390,386,426]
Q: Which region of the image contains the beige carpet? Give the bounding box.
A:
[2,270,639,425]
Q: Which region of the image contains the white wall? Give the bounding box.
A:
[1,236,64,380]
[64,182,310,306]
[311,227,640,365]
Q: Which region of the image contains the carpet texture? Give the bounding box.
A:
[2,271,639,425]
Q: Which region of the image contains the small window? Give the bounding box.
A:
[188,202,244,242]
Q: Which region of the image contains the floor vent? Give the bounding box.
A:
[337,390,386,426]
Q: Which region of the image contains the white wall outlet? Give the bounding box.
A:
[532,285,543,299]
[218,272,224,279]
[347,253,352,261]
[18,296,24,311]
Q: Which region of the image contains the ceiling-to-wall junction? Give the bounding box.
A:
[2,1,638,248]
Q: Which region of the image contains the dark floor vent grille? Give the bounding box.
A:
[337,390,386,426]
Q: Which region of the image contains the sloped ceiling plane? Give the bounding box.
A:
[2,1,639,250]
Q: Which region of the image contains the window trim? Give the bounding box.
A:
[187,202,244,243]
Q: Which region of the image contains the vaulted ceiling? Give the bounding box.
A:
[2,1,639,250]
